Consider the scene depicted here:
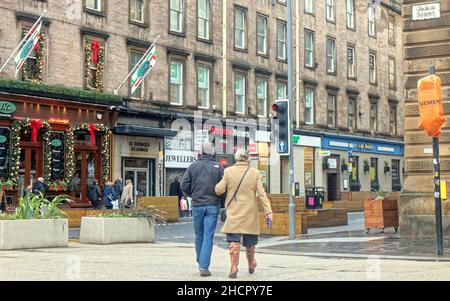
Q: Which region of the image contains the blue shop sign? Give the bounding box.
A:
[322,135,403,156]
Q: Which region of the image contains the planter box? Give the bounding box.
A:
[364,198,399,233]
[80,217,155,244]
[0,219,68,250]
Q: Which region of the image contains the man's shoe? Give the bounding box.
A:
[200,269,212,277]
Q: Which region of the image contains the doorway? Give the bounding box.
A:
[327,173,338,201]
[122,158,156,198]
[18,142,43,193]
[74,149,101,204]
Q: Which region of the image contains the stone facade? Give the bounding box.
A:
[400,0,450,237]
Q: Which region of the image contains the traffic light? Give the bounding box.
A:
[272,99,291,156]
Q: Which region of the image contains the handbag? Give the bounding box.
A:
[221,167,250,222]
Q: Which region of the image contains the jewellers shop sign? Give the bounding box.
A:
[165,150,198,169]
[412,3,440,21]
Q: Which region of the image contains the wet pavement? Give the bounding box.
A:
[69,212,450,260]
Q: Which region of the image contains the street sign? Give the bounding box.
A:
[292,135,300,145]
[319,150,331,157]
[278,140,287,153]
[412,3,440,21]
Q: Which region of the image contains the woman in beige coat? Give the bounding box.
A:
[215,149,273,278]
[120,179,134,208]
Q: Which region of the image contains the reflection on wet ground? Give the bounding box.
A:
[260,229,450,259]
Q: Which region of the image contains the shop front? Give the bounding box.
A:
[292,133,322,197]
[321,134,404,200]
[0,93,114,208]
[112,125,175,198]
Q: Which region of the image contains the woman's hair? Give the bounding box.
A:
[234,148,249,162]
[126,179,132,185]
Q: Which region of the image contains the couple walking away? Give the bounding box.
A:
[181,142,273,278]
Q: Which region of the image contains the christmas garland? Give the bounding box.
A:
[65,123,111,185]
[21,31,46,83]
[10,119,52,185]
[84,40,105,92]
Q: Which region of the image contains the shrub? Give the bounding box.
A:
[10,193,72,220]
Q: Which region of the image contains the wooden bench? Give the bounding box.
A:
[139,196,179,223]
[259,212,308,235]
[302,208,348,228]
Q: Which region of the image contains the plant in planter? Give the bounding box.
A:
[80,206,166,244]
[48,181,69,192]
[0,180,15,191]
[0,193,72,250]
[364,188,398,234]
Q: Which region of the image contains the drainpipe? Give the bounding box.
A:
[295,0,300,129]
[222,0,227,119]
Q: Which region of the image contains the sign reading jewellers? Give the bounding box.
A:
[165,150,198,169]
[322,134,403,156]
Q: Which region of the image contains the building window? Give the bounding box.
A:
[368,6,376,37]
[197,66,210,109]
[327,94,336,127]
[370,102,378,133]
[257,79,268,117]
[170,0,184,33]
[326,0,335,22]
[305,0,313,14]
[170,61,183,105]
[369,53,377,84]
[348,98,357,130]
[129,50,144,98]
[85,0,101,11]
[346,0,355,29]
[370,158,379,191]
[235,8,246,50]
[257,15,268,55]
[277,21,286,60]
[305,89,314,125]
[130,0,144,23]
[349,156,359,190]
[198,0,210,40]
[277,83,287,100]
[391,159,401,192]
[20,26,46,84]
[389,57,396,90]
[234,73,246,114]
[326,38,336,74]
[304,147,314,188]
[84,39,105,92]
[389,105,397,136]
[347,46,356,79]
[305,30,314,68]
[388,14,395,44]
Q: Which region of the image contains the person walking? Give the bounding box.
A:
[87,179,102,209]
[180,142,224,277]
[169,176,184,217]
[114,179,123,200]
[120,179,134,208]
[215,149,273,279]
[103,182,117,210]
[32,177,47,196]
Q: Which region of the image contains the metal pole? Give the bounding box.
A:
[0,10,47,73]
[113,35,160,95]
[287,0,296,239]
[430,66,444,256]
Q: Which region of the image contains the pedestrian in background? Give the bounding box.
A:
[88,179,102,209]
[215,149,273,279]
[32,177,47,196]
[120,179,134,208]
[103,182,117,210]
[169,176,184,217]
[181,142,224,277]
[114,179,123,199]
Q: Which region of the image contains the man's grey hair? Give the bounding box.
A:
[201,141,215,156]
[234,149,249,162]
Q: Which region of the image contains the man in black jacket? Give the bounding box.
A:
[88,180,102,209]
[169,176,184,217]
[181,142,224,277]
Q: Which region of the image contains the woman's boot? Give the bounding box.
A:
[229,242,240,279]
[246,246,257,274]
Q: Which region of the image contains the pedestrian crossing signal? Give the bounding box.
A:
[272,99,290,156]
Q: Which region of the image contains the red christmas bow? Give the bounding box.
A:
[91,41,100,64]
[89,123,98,145]
[30,119,42,143]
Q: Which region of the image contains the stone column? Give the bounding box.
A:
[401,1,450,237]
